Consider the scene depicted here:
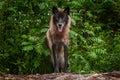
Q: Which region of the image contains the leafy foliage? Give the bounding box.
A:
[0,0,120,74]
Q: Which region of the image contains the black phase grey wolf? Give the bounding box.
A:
[46,7,71,73]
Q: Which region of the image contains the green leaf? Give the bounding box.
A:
[70,30,77,38]
[0,1,4,9]
[87,11,93,18]
[88,52,97,59]
[40,28,48,33]
[84,21,90,27]
[28,36,35,42]
[21,41,31,45]
[21,35,28,39]
[73,16,80,20]
[23,45,33,51]
[39,3,46,9]
[34,60,40,68]
[71,18,76,26]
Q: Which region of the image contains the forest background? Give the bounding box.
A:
[0,0,120,75]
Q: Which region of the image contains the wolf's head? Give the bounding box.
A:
[52,7,70,32]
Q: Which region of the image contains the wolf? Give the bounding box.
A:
[46,7,71,73]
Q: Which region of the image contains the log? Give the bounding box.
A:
[0,71,120,80]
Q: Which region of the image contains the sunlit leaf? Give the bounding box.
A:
[23,45,33,51]
[21,41,31,45]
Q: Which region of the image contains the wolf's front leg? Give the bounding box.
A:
[64,44,68,73]
[52,43,59,73]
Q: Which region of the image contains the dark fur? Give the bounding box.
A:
[46,7,71,73]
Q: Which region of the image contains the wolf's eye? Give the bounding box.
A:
[55,17,59,21]
[63,16,67,20]
[63,17,68,23]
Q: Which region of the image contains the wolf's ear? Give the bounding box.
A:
[64,7,70,15]
[52,7,58,14]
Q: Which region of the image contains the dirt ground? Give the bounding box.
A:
[0,71,120,80]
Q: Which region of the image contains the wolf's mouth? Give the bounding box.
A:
[58,27,63,32]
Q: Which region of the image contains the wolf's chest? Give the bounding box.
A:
[53,32,68,42]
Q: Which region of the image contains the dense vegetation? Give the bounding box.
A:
[0,0,120,74]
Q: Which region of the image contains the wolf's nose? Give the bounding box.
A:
[58,24,62,27]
